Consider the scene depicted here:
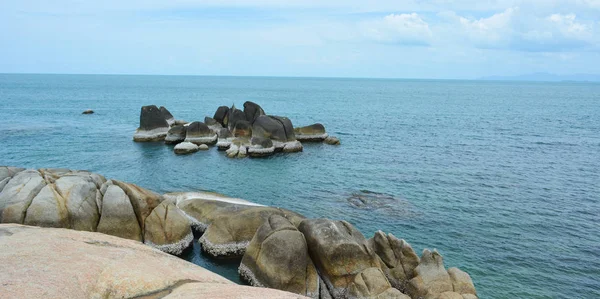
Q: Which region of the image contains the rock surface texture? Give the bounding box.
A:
[0,224,305,299]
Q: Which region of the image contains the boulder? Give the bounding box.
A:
[82,109,94,114]
[133,105,170,142]
[165,125,186,144]
[217,128,232,139]
[0,167,25,192]
[53,174,102,231]
[252,115,289,142]
[347,267,409,299]
[0,170,45,224]
[448,268,477,297]
[243,101,265,124]
[112,180,164,233]
[325,136,341,145]
[407,249,454,299]
[159,106,175,126]
[0,224,302,299]
[297,218,382,299]
[226,105,247,132]
[233,120,253,138]
[239,215,319,298]
[213,106,230,127]
[96,183,142,241]
[248,137,275,157]
[270,116,296,141]
[184,122,217,145]
[205,116,224,133]
[281,140,303,153]
[173,119,189,126]
[368,231,420,292]
[198,144,209,151]
[23,184,69,228]
[144,199,193,255]
[175,142,200,155]
[294,123,328,142]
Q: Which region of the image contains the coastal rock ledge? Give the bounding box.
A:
[0,224,303,299]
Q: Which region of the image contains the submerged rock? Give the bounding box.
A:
[324,136,341,145]
[184,122,217,145]
[82,109,94,114]
[159,106,175,126]
[165,125,186,144]
[294,123,328,142]
[174,142,200,155]
[133,105,170,142]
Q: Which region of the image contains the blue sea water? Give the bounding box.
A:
[0,74,599,298]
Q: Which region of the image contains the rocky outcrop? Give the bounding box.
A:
[0,169,45,223]
[325,136,341,145]
[240,215,319,298]
[133,105,170,142]
[175,142,200,155]
[233,120,253,138]
[248,136,275,157]
[213,106,229,127]
[368,231,420,292]
[0,224,303,299]
[97,182,143,241]
[226,105,247,132]
[160,106,175,126]
[166,125,187,144]
[184,121,218,145]
[243,101,265,124]
[144,199,193,255]
[294,123,328,142]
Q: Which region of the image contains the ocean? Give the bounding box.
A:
[0,74,598,298]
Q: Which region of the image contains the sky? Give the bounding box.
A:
[1,0,599,79]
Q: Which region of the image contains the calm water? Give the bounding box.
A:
[1,74,599,298]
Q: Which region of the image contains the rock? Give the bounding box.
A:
[184,122,218,145]
[217,128,232,139]
[175,142,200,155]
[270,116,296,141]
[160,106,175,126]
[53,174,102,231]
[368,231,420,292]
[144,199,193,255]
[448,268,477,297]
[233,120,253,138]
[205,116,224,134]
[226,105,247,132]
[281,140,303,153]
[133,105,170,142]
[243,101,265,124]
[165,125,186,144]
[0,167,25,193]
[347,267,409,299]
[407,249,454,299]
[82,109,94,114]
[96,183,142,241]
[297,218,381,299]
[0,170,45,224]
[252,115,290,142]
[248,137,275,157]
[437,292,465,299]
[198,144,209,151]
[239,215,319,298]
[0,224,302,299]
[112,180,164,233]
[217,138,233,151]
[294,123,328,142]
[173,119,188,126]
[325,136,341,145]
[213,106,230,127]
[23,184,69,228]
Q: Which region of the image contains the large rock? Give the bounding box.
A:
[160,106,175,126]
[294,123,328,142]
[347,267,409,299]
[325,136,341,145]
[226,105,247,132]
[0,167,25,193]
[185,121,218,145]
[0,170,45,224]
[0,224,303,299]
[270,116,296,141]
[407,249,455,299]
[53,174,102,231]
[96,183,142,241]
[205,116,224,134]
[448,268,477,298]
[252,115,290,142]
[369,231,420,292]
[174,142,200,155]
[248,136,275,157]
[133,105,170,142]
[23,184,69,228]
[243,101,265,124]
[233,120,253,138]
[240,215,319,298]
[165,125,187,144]
[144,199,193,255]
[112,180,163,233]
[298,218,388,299]
[213,106,229,127]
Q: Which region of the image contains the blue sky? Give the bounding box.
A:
[1,0,599,79]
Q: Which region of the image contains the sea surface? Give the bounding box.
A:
[1,74,599,298]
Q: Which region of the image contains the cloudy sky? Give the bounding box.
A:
[1,0,599,78]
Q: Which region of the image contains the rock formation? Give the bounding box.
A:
[294,123,328,142]
[133,105,170,142]
[165,125,187,144]
[174,142,200,155]
[160,106,175,126]
[184,121,217,145]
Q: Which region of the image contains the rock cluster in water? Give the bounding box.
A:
[0,166,478,299]
[132,102,340,158]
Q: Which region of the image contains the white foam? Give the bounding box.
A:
[166,191,264,207]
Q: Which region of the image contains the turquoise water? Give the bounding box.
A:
[1,74,599,298]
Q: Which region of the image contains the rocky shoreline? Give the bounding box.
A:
[0,166,478,299]
[133,102,340,158]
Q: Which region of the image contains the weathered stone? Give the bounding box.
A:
[248,137,275,157]
[198,144,209,151]
[165,125,186,144]
[226,106,247,132]
[213,106,230,126]
[325,136,341,145]
[144,199,193,255]
[270,116,296,141]
[175,142,200,155]
[252,115,289,142]
[294,123,328,142]
[54,175,101,231]
[233,120,253,138]
[0,167,25,192]
[0,170,45,224]
[239,215,319,298]
[185,122,218,145]
[160,106,175,126]
[133,105,170,142]
[23,184,69,228]
[0,224,302,299]
[347,267,409,299]
[407,249,453,299]
[112,180,163,233]
[297,218,381,299]
[97,184,142,241]
[448,268,477,296]
[369,231,420,292]
[243,101,265,124]
[82,109,94,114]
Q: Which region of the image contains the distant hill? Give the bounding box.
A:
[479,73,600,82]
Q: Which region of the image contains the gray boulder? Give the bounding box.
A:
[165,125,186,144]
[174,142,200,155]
[133,105,170,142]
[294,123,328,142]
[184,122,217,145]
[226,106,247,132]
[243,101,265,124]
[213,106,229,126]
[325,136,341,145]
[97,183,142,242]
[252,115,289,142]
[0,170,45,224]
[248,137,275,157]
[369,231,420,292]
[233,120,253,138]
[144,199,193,255]
[159,106,175,126]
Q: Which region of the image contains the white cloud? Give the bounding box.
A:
[359,13,432,46]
